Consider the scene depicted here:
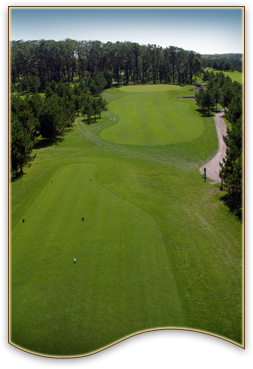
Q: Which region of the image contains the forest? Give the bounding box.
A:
[201,53,242,71]
[10,39,203,86]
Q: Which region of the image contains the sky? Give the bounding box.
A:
[9,7,244,54]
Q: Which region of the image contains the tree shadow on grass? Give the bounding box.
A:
[65,126,73,133]
[81,117,101,125]
[220,193,242,221]
[11,171,27,182]
[33,126,74,149]
[195,108,215,118]
[33,135,65,149]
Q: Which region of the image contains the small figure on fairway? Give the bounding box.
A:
[22,219,25,223]
[90,178,92,181]
[74,258,76,263]
[51,179,53,183]
[203,168,206,182]
[82,217,84,221]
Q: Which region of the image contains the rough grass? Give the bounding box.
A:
[10,84,243,357]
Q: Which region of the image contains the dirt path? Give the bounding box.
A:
[199,109,227,184]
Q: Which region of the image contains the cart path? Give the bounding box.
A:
[200,109,227,184]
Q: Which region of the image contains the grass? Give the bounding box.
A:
[119,84,182,93]
[100,86,203,145]
[10,84,243,357]
[204,69,243,84]
[222,71,243,83]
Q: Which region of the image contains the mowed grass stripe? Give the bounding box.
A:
[11,162,185,356]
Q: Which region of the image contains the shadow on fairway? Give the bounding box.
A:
[220,194,242,221]
[82,117,102,125]
[33,137,64,149]
[195,108,215,118]
[33,129,74,149]
[11,171,27,182]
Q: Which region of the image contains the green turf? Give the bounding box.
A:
[100,85,203,145]
[222,71,243,83]
[10,84,243,357]
[119,84,182,93]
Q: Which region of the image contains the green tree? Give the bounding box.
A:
[82,95,94,124]
[30,76,40,93]
[97,96,108,118]
[193,56,202,82]
[210,83,221,112]
[225,94,242,123]
[203,90,215,114]
[94,72,107,93]
[39,94,67,139]
[195,89,215,114]
[11,116,35,177]
[195,88,205,110]
[220,117,242,209]
[220,79,234,109]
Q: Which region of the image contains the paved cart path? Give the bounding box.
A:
[200,109,227,184]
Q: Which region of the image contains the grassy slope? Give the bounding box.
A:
[10,85,243,356]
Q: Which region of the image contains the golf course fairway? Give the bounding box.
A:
[10,84,243,357]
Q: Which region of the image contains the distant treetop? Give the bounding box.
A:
[201,53,242,60]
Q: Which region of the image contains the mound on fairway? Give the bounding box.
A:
[100,85,204,146]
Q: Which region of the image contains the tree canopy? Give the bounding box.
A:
[11,39,203,86]
[10,76,108,179]
[197,71,243,211]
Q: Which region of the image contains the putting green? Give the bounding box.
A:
[100,87,204,145]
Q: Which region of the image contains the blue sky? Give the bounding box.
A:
[9,7,244,54]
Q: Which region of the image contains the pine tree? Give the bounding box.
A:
[220,117,242,209]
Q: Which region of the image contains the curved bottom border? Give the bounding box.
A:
[9,326,245,359]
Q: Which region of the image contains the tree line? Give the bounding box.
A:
[10,77,108,179]
[195,71,242,210]
[11,39,203,86]
[201,53,242,72]
[201,58,242,72]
